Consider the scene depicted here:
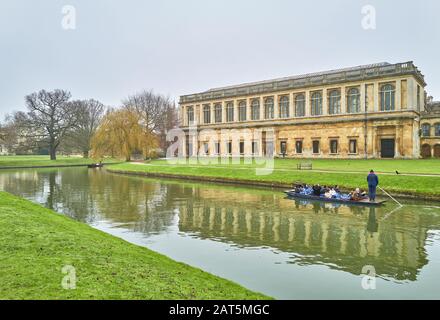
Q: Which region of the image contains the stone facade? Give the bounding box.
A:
[420,101,440,158]
[179,61,432,159]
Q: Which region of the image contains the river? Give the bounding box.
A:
[1,167,440,299]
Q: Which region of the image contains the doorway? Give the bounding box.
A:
[380,139,395,158]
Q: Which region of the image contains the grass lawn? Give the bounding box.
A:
[0,155,119,168]
[108,159,440,198]
[0,192,268,299]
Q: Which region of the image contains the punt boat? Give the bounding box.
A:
[284,190,386,207]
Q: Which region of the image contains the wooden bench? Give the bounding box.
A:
[297,162,312,170]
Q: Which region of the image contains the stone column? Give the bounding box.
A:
[234,99,239,122]
[259,96,265,120]
[198,105,203,125]
[396,80,402,111]
[360,84,366,113]
[322,89,328,115]
[210,104,215,124]
[273,94,279,119]
[221,101,226,123]
[247,97,252,121]
[340,86,346,114]
[373,82,379,112]
[289,93,295,118]
[305,90,311,117]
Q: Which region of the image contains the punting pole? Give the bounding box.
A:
[378,186,403,207]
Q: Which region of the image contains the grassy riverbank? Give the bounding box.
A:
[0,155,118,168]
[107,159,440,199]
[0,192,268,299]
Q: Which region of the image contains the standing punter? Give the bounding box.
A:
[367,170,379,202]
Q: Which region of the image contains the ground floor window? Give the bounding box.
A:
[215,142,220,155]
[280,141,287,155]
[349,139,357,154]
[252,141,258,155]
[330,140,338,154]
[227,141,232,154]
[295,140,303,154]
[239,141,245,154]
[203,142,209,155]
[312,140,320,154]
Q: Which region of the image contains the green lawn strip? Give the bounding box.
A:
[0,156,119,168]
[147,158,440,175]
[108,163,440,198]
[0,192,268,299]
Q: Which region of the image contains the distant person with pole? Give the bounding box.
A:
[367,170,379,202]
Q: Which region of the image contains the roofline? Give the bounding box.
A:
[180,61,426,104]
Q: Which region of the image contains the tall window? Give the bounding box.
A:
[264,97,274,119]
[226,102,234,122]
[311,92,323,116]
[422,123,431,137]
[347,88,361,113]
[214,103,222,123]
[295,140,303,154]
[295,94,305,117]
[252,141,258,155]
[435,123,440,136]
[279,96,289,118]
[330,140,338,154]
[239,141,245,154]
[251,99,260,120]
[312,140,320,154]
[238,101,247,121]
[280,141,287,154]
[349,139,357,154]
[187,106,194,125]
[380,84,395,111]
[328,90,341,115]
[203,105,211,124]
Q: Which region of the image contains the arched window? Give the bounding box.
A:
[328,90,341,115]
[380,84,395,111]
[264,97,274,119]
[347,88,360,113]
[435,123,440,136]
[238,101,246,121]
[311,92,322,116]
[251,99,260,120]
[187,106,194,125]
[422,123,431,137]
[226,102,234,122]
[279,96,289,118]
[203,104,211,124]
[214,103,222,123]
[295,94,305,117]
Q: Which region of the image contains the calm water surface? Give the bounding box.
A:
[1,167,440,299]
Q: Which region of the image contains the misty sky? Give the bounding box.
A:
[1,0,439,119]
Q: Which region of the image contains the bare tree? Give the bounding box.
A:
[62,99,106,158]
[123,90,176,157]
[16,89,79,160]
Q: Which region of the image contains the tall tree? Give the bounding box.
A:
[63,99,105,158]
[91,108,158,161]
[123,90,176,155]
[17,89,79,160]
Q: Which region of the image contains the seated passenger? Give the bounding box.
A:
[312,184,321,196]
[350,188,362,201]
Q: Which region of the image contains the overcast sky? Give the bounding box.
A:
[0,0,439,119]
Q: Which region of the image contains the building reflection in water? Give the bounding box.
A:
[1,167,439,283]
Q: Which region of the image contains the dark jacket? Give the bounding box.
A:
[367,173,379,187]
